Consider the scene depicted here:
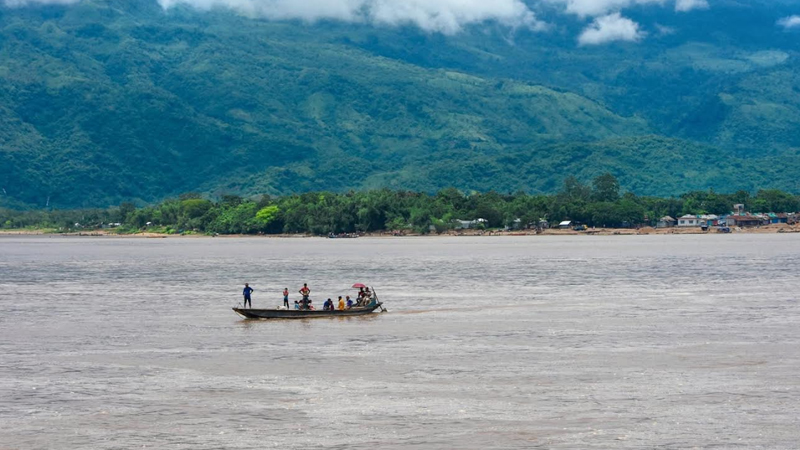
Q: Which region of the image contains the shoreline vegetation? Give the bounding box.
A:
[1,224,799,238]
[2,176,799,238]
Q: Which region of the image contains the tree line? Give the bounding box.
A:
[2,175,798,235]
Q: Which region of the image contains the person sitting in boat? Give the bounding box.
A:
[346,296,353,309]
[337,296,345,310]
[357,288,371,306]
[294,300,300,310]
[323,298,333,311]
[365,290,377,306]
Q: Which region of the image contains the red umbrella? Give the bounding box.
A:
[351,283,367,289]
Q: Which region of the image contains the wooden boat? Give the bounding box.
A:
[233,301,384,319]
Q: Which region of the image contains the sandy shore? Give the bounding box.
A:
[1,223,798,238]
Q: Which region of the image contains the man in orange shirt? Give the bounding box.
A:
[299,283,311,309]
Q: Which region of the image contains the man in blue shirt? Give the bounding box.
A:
[243,283,254,308]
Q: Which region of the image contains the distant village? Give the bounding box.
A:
[454,204,799,234]
[654,204,798,231]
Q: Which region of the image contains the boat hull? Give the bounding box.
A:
[233,303,384,319]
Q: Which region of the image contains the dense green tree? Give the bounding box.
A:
[181,199,213,219]
[562,177,591,203]
[255,205,280,226]
[2,188,799,235]
[592,174,621,203]
[753,190,799,213]
[118,202,137,223]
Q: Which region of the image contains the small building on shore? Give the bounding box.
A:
[702,214,720,226]
[678,215,701,227]
[657,216,676,228]
[726,215,763,227]
[678,214,718,227]
[558,220,573,229]
[767,213,789,224]
[454,218,488,230]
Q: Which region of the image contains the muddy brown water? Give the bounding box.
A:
[0,235,798,449]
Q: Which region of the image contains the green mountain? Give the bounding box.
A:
[1,0,800,208]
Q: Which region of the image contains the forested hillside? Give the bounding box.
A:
[2,0,800,208]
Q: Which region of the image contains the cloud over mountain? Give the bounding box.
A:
[156,0,545,34]
[547,0,708,18]
[551,0,660,18]
[3,0,77,5]
[578,12,643,45]
[2,0,712,41]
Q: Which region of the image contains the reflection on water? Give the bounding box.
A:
[1,235,799,449]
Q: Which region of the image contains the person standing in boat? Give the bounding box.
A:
[242,283,254,309]
[299,283,311,309]
[282,287,289,309]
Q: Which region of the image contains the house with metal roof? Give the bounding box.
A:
[657,216,676,228]
[725,215,763,227]
[678,214,719,227]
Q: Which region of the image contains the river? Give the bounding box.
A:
[0,235,798,449]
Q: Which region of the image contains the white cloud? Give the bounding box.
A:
[655,23,675,36]
[1,0,713,39]
[578,12,643,45]
[159,0,362,22]
[157,0,546,35]
[778,15,800,30]
[675,0,708,12]
[556,0,661,18]
[545,0,709,17]
[2,0,77,6]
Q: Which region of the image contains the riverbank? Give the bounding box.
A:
[2,223,798,238]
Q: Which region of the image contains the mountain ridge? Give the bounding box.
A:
[1,0,800,208]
